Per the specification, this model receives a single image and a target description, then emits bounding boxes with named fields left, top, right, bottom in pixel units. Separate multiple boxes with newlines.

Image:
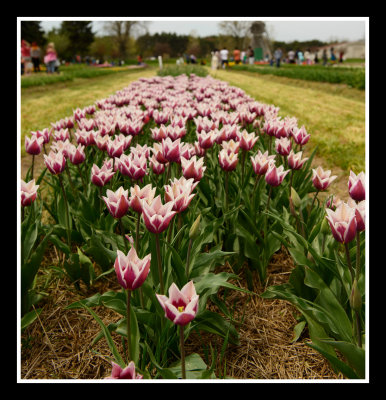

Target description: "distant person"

left=137, top=54, right=143, bottom=65
left=314, top=51, right=319, bottom=64
left=339, top=51, right=344, bottom=63
left=44, top=42, right=57, bottom=74
left=220, top=47, right=229, bottom=69
left=184, top=53, right=190, bottom=64
left=288, top=49, right=295, bottom=64
left=322, top=49, right=328, bottom=66
left=211, top=49, right=219, bottom=70
left=190, top=54, right=197, bottom=64
left=297, top=50, right=304, bottom=65
left=233, top=47, right=241, bottom=64
left=330, top=47, right=336, bottom=64
left=240, top=49, right=246, bottom=64
left=30, top=42, right=41, bottom=72
left=304, top=49, right=311, bottom=65
left=21, top=40, right=32, bottom=75
left=274, top=48, right=283, bottom=68
left=247, top=46, right=254, bottom=65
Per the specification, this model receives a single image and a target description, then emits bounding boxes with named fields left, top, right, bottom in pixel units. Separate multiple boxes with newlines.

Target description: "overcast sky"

left=36, top=18, right=366, bottom=43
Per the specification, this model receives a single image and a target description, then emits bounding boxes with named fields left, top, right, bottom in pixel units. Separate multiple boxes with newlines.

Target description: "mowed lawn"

left=210, top=68, right=365, bottom=174
left=20, top=67, right=157, bottom=156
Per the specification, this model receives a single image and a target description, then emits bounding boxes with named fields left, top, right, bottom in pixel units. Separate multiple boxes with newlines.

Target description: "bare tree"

left=103, top=21, right=149, bottom=59
left=218, top=21, right=253, bottom=49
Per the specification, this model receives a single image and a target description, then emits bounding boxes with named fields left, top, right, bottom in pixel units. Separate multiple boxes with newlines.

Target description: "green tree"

left=60, top=21, right=95, bottom=58
left=21, top=21, right=46, bottom=46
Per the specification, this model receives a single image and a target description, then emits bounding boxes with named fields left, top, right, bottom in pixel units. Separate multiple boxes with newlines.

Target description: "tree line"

left=21, top=21, right=333, bottom=63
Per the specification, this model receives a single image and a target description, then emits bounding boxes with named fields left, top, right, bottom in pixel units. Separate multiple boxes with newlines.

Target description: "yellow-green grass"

left=210, top=69, right=365, bottom=174
left=20, top=67, right=157, bottom=156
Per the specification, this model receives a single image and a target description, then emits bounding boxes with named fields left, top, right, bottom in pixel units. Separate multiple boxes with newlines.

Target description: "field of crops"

left=231, top=63, right=365, bottom=90
left=19, top=65, right=366, bottom=381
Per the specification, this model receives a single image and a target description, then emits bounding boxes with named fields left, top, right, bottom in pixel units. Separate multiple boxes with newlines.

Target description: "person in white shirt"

left=220, top=47, right=229, bottom=69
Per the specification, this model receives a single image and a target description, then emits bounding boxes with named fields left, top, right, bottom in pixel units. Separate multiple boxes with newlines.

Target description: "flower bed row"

left=21, top=73, right=366, bottom=380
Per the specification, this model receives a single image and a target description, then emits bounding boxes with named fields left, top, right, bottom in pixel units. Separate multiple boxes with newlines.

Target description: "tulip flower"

left=275, top=137, right=292, bottom=157
left=141, top=195, right=177, bottom=235
left=292, top=125, right=310, bottom=147
left=162, top=137, right=181, bottom=164
left=197, top=131, right=216, bottom=150
left=287, top=150, right=308, bottom=170
left=219, top=149, right=238, bottom=171
left=114, top=247, right=151, bottom=291
left=164, top=177, right=198, bottom=213
left=156, top=280, right=199, bottom=378
left=91, top=163, right=115, bottom=187
left=156, top=281, right=199, bottom=327
left=106, top=361, right=143, bottom=380
left=25, top=135, right=44, bottom=155
left=142, top=195, right=177, bottom=294
left=348, top=170, right=365, bottom=202
left=221, top=139, right=240, bottom=155
left=67, top=144, right=85, bottom=165
left=149, top=155, right=166, bottom=175
left=265, top=163, right=289, bottom=187
left=103, top=186, right=129, bottom=219
left=44, top=150, right=66, bottom=175
left=312, top=166, right=337, bottom=191
left=325, top=202, right=357, bottom=245
left=75, top=129, right=96, bottom=146
left=21, top=179, right=39, bottom=208
left=239, top=130, right=258, bottom=151
left=54, top=128, right=71, bottom=142
left=181, top=155, right=206, bottom=181
left=251, top=150, right=276, bottom=176
left=117, top=153, right=147, bottom=181
left=106, top=137, right=125, bottom=159
left=129, top=184, right=156, bottom=214
left=152, top=142, right=169, bottom=164
left=31, top=128, right=51, bottom=145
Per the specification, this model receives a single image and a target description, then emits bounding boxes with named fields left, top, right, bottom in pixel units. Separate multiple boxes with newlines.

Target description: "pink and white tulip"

left=312, top=166, right=337, bottom=191
left=287, top=150, right=308, bottom=170
left=21, top=179, right=39, bottom=207
left=265, top=163, right=290, bottom=187
left=114, top=247, right=151, bottom=290
left=348, top=171, right=365, bottom=202
left=181, top=155, right=206, bottom=181
left=251, top=150, right=276, bottom=175
left=91, top=163, right=115, bottom=187
left=25, top=135, right=44, bottom=155
left=141, top=195, right=177, bottom=234
left=103, top=186, right=129, bottom=219
left=325, top=202, right=357, bottom=244
left=106, top=361, right=143, bottom=380
left=219, top=149, right=238, bottom=171
left=129, top=184, right=156, bottom=214
left=156, top=281, right=199, bottom=326
left=44, top=150, right=66, bottom=175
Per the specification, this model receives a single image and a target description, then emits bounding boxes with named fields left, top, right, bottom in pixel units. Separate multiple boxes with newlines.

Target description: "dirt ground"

left=20, top=244, right=343, bottom=380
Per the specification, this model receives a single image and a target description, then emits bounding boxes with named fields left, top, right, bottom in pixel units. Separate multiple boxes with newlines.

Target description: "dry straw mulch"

left=20, top=245, right=343, bottom=381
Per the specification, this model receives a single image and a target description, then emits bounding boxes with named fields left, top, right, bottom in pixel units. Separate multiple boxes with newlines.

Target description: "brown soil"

left=20, top=244, right=343, bottom=380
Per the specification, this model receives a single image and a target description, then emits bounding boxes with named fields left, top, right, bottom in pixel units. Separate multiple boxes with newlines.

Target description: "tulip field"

left=19, top=68, right=366, bottom=381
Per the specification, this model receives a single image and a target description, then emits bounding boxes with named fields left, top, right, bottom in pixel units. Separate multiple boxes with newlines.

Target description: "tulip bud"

left=321, top=217, right=330, bottom=235
left=290, top=187, right=302, bottom=209
left=349, top=279, right=362, bottom=311
left=189, top=215, right=201, bottom=240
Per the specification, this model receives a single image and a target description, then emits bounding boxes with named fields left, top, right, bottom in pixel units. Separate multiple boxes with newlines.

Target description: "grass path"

left=210, top=69, right=365, bottom=174
left=20, top=68, right=157, bottom=155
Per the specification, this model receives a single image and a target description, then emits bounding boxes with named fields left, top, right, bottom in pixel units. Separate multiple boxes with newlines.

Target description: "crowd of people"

left=210, top=45, right=345, bottom=70
left=21, top=40, right=60, bottom=75
left=211, top=46, right=257, bottom=70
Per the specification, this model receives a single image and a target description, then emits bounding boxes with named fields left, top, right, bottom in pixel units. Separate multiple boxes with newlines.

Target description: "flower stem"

left=155, top=233, right=164, bottom=294
left=186, top=238, right=193, bottom=279
left=58, top=174, right=71, bottom=250
left=120, top=218, right=128, bottom=252
left=180, top=325, right=186, bottom=379
left=225, top=170, right=229, bottom=213
left=355, top=230, right=361, bottom=280
left=344, top=242, right=355, bottom=283
left=310, top=189, right=320, bottom=211
left=355, top=310, right=362, bottom=348
left=76, top=164, right=87, bottom=192
left=241, top=149, right=246, bottom=186
left=65, top=164, right=77, bottom=197
left=126, top=289, right=132, bottom=362
left=31, top=154, right=35, bottom=180
left=135, top=212, right=144, bottom=308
